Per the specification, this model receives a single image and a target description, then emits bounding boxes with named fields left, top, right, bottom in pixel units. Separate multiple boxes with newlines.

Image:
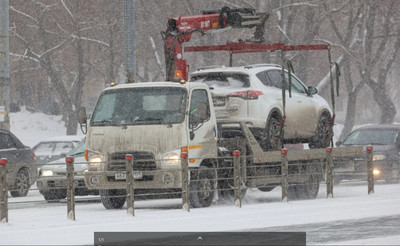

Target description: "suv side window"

left=189, top=89, right=210, bottom=125
left=285, top=73, right=307, bottom=94
left=256, top=71, right=273, bottom=87
left=0, top=132, right=16, bottom=149
left=267, top=69, right=308, bottom=94
left=266, top=70, right=284, bottom=89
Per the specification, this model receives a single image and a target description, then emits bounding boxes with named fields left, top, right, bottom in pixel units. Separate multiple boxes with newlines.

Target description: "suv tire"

left=263, top=114, right=283, bottom=150
left=310, top=113, right=333, bottom=149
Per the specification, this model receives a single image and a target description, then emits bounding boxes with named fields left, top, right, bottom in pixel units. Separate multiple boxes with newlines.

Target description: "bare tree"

left=323, top=0, right=399, bottom=140
left=9, top=0, right=123, bottom=134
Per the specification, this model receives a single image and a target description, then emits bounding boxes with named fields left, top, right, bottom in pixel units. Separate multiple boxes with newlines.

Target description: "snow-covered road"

left=1, top=181, right=400, bottom=245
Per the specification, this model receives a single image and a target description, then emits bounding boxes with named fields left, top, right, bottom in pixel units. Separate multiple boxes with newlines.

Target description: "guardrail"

left=1, top=145, right=399, bottom=222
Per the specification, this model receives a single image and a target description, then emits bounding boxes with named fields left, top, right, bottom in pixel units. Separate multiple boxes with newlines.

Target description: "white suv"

left=190, top=64, right=333, bottom=150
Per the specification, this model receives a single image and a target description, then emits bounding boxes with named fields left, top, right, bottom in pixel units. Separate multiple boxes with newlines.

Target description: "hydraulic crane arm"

left=162, top=6, right=269, bottom=81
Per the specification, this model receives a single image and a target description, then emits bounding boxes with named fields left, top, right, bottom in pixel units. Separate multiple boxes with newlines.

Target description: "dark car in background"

left=336, top=124, right=400, bottom=183
left=0, top=129, right=37, bottom=197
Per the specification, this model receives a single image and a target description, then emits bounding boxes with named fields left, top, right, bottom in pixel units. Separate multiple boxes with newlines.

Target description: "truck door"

left=187, top=89, right=218, bottom=166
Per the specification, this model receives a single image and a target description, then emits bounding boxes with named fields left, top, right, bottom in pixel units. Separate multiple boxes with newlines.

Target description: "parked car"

left=190, top=64, right=333, bottom=150
left=36, top=140, right=99, bottom=201
left=33, top=135, right=84, bottom=165
left=336, top=124, right=400, bottom=183
left=0, top=129, right=37, bottom=197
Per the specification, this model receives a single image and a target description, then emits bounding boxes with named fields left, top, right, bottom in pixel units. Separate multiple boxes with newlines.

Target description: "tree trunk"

left=339, top=90, right=357, bottom=141
left=363, top=75, right=397, bottom=124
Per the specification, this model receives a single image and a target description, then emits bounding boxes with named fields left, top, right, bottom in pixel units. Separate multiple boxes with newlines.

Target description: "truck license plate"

left=115, top=172, right=143, bottom=180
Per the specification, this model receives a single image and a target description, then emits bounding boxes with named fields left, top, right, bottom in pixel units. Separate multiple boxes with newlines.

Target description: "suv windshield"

left=190, top=73, right=250, bottom=88
left=90, top=87, right=187, bottom=126
left=343, top=129, right=399, bottom=146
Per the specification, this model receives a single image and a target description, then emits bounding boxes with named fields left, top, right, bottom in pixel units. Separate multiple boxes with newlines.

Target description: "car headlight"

left=162, top=149, right=181, bottom=165
left=373, top=154, right=386, bottom=161
left=373, top=168, right=381, bottom=176
left=85, top=149, right=104, bottom=167
left=41, top=170, right=53, bottom=177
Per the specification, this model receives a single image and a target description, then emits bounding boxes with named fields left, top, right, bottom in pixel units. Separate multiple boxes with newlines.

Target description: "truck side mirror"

left=197, top=103, right=208, bottom=121
left=78, top=107, right=87, bottom=124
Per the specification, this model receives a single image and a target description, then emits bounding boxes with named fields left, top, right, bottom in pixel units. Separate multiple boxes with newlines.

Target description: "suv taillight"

left=33, top=152, right=36, bottom=162
left=227, top=90, right=263, bottom=100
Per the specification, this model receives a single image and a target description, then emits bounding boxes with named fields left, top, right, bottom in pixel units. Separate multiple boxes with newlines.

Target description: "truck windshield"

left=342, top=129, right=398, bottom=146
left=90, top=87, right=187, bottom=126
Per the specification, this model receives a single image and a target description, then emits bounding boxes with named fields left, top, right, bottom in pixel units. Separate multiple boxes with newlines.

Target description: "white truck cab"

left=79, top=81, right=218, bottom=208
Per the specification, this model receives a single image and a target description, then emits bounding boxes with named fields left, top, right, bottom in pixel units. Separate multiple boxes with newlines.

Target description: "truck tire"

left=10, top=169, right=30, bottom=197
left=100, top=189, right=126, bottom=209
left=288, top=164, right=320, bottom=200
left=258, top=186, right=275, bottom=192
left=287, top=185, right=303, bottom=200
left=42, top=189, right=67, bottom=202
left=189, top=166, right=215, bottom=208
left=218, top=180, right=247, bottom=201
left=302, top=170, right=320, bottom=199
left=310, top=113, right=333, bottom=149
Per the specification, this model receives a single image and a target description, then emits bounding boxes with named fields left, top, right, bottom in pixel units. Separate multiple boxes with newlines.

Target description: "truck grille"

left=109, top=152, right=157, bottom=172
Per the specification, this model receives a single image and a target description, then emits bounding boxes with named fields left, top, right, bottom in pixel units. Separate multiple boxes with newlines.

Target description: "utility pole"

left=123, top=0, right=136, bottom=83
left=0, top=0, right=9, bottom=130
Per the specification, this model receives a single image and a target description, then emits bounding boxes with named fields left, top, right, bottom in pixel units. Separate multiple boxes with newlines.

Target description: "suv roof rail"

left=197, top=65, right=226, bottom=71
left=244, top=64, right=281, bottom=69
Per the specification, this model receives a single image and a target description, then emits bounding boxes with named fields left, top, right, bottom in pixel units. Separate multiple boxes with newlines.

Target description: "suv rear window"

left=190, top=73, right=250, bottom=88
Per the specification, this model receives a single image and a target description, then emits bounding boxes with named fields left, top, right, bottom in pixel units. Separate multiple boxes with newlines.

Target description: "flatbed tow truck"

left=77, top=7, right=365, bottom=209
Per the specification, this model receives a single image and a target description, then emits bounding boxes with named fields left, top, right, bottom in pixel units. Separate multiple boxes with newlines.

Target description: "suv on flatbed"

left=190, top=64, right=333, bottom=150
left=0, top=129, right=37, bottom=197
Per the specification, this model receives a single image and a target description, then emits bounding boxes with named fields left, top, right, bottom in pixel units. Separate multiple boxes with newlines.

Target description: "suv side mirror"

left=78, top=107, right=87, bottom=124
left=308, top=86, right=318, bottom=95
left=336, top=140, right=342, bottom=146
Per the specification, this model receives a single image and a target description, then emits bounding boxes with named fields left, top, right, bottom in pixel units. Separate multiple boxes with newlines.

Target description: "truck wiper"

left=91, top=120, right=116, bottom=126
left=135, top=117, right=164, bottom=123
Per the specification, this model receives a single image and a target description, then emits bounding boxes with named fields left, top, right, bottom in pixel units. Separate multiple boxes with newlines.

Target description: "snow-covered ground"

left=10, top=111, right=83, bottom=148
left=1, top=112, right=400, bottom=245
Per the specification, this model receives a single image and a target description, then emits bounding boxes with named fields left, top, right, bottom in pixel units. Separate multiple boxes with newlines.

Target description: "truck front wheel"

left=100, top=189, right=126, bottom=209
left=189, top=166, right=215, bottom=208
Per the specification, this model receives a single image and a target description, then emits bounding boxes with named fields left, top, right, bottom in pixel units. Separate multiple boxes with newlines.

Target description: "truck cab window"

left=189, top=89, right=210, bottom=126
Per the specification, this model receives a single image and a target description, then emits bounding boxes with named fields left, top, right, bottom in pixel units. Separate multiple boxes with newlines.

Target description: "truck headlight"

left=373, top=154, right=386, bottom=161
left=162, top=149, right=181, bottom=165
left=41, top=170, right=53, bottom=177
left=86, top=149, right=104, bottom=167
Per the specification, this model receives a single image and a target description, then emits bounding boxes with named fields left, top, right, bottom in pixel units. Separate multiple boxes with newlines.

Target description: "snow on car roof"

left=355, top=124, right=400, bottom=131
left=190, top=64, right=282, bottom=76
left=36, top=135, right=84, bottom=143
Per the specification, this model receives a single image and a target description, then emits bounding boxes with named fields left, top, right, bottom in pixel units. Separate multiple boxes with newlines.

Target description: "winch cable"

left=328, top=47, right=340, bottom=146
left=286, top=59, right=294, bottom=99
